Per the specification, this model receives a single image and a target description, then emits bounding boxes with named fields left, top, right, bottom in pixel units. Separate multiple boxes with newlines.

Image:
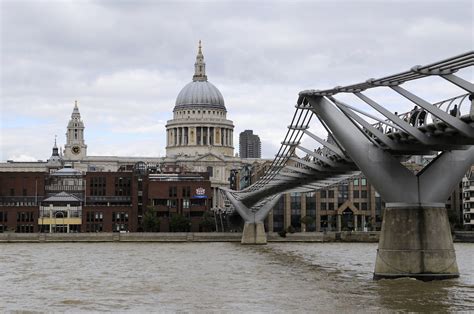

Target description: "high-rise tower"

left=239, top=130, right=261, bottom=158
left=64, top=101, right=87, bottom=160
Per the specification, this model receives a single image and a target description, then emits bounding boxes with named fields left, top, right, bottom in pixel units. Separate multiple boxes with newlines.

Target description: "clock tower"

left=64, top=101, right=87, bottom=160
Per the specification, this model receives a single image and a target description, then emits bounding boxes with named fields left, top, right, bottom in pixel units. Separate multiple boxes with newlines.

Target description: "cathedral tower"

left=166, top=41, right=235, bottom=157
left=64, top=101, right=87, bottom=160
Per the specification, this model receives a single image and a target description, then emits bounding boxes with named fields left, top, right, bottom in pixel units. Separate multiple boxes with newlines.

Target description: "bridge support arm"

left=418, top=147, right=474, bottom=204
left=305, top=95, right=470, bottom=280
left=222, top=189, right=251, bottom=222
left=222, top=190, right=282, bottom=244
left=306, top=95, right=418, bottom=203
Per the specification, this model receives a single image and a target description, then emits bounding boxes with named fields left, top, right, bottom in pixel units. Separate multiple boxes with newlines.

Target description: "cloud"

left=1, top=0, right=472, bottom=161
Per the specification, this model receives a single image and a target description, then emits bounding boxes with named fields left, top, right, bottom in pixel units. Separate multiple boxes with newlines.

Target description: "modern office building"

left=228, top=160, right=468, bottom=233
left=239, top=130, right=261, bottom=158
left=462, top=165, right=474, bottom=229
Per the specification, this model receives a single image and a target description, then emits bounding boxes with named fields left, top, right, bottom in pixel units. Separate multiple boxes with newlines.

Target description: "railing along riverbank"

left=0, top=231, right=472, bottom=243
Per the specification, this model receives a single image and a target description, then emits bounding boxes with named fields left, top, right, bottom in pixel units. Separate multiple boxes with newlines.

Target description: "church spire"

left=193, top=40, right=207, bottom=82
left=52, top=135, right=59, bottom=156
left=72, top=100, right=81, bottom=120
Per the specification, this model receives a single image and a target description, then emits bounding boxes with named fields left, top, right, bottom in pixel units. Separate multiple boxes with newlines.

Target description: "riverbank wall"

left=0, top=231, right=472, bottom=243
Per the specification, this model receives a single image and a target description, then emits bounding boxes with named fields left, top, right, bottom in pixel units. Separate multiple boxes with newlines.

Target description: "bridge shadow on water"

left=239, top=242, right=474, bottom=312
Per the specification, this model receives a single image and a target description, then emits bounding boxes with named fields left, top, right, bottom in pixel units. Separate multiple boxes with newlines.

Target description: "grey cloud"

left=1, top=0, right=472, bottom=161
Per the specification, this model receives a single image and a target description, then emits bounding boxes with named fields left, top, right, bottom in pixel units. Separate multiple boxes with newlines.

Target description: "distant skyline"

left=1, top=0, right=472, bottom=162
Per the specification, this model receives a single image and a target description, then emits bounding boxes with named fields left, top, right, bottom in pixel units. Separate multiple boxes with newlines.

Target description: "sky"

left=0, top=0, right=473, bottom=162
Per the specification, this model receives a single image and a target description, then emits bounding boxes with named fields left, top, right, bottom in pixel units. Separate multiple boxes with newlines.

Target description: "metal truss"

left=222, top=51, right=474, bottom=223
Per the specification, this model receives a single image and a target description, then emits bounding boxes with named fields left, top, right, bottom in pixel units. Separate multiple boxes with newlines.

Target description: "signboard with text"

left=193, top=187, right=208, bottom=199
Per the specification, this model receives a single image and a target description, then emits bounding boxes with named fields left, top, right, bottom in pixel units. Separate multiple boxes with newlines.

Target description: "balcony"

left=46, top=185, right=85, bottom=192
left=86, top=196, right=131, bottom=206
left=39, top=206, right=82, bottom=218
left=38, top=217, right=82, bottom=225
left=0, top=196, right=43, bottom=206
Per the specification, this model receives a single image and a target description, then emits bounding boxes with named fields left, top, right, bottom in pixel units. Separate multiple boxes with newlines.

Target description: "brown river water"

left=0, top=242, right=473, bottom=312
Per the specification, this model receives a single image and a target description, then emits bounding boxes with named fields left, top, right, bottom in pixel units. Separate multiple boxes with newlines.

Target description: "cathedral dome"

left=175, top=81, right=225, bottom=111
left=174, top=40, right=226, bottom=112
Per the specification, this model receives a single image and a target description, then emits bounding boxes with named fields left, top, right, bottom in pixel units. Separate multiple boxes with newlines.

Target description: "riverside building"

left=0, top=42, right=469, bottom=233
left=463, top=165, right=474, bottom=229
left=0, top=160, right=212, bottom=233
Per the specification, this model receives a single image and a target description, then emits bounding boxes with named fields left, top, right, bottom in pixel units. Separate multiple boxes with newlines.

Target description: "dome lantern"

left=174, top=41, right=226, bottom=112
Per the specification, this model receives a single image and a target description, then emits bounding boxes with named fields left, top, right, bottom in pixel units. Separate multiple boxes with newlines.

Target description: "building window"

left=361, top=178, right=367, bottom=186
left=272, top=197, right=285, bottom=232
left=112, top=212, right=129, bottom=223
left=153, top=199, right=167, bottom=206
left=182, top=187, right=191, bottom=197
left=320, top=190, right=327, bottom=199
left=361, top=190, right=368, bottom=198
left=209, top=127, right=214, bottom=145
left=169, top=186, right=177, bottom=197
left=338, top=184, right=348, bottom=200
left=328, top=190, right=334, bottom=199
left=167, top=199, right=177, bottom=208
left=306, top=192, right=316, bottom=211
left=203, top=128, right=208, bottom=145
left=207, top=166, right=213, bottom=178
left=197, top=127, right=201, bottom=145
left=290, top=192, right=301, bottom=210
left=361, top=202, right=368, bottom=211
left=353, top=190, right=359, bottom=199
left=86, top=211, right=103, bottom=223
left=90, top=177, right=106, bottom=196
left=113, top=224, right=128, bottom=232
left=17, top=212, right=34, bottom=222
left=353, top=178, right=359, bottom=186
left=183, top=198, right=190, bottom=209
left=115, top=177, right=131, bottom=196
left=16, top=225, right=34, bottom=233
left=0, top=212, right=7, bottom=223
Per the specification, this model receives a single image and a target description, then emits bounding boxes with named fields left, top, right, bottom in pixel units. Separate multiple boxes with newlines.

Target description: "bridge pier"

left=241, top=222, right=267, bottom=244
left=374, top=205, right=458, bottom=280
left=222, top=190, right=282, bottom=245
left=307, top=95, right=474, bottom=280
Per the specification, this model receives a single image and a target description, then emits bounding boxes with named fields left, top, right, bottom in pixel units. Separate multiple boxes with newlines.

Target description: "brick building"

left=0, top=164, right=212, bottom=233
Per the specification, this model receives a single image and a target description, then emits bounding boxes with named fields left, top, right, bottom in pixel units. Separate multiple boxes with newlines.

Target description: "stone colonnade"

left=167, top=126, right=233, bottom=147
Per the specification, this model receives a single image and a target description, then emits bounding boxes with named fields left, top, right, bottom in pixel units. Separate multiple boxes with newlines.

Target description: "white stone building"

left=0, top=42, right=265, bottom=207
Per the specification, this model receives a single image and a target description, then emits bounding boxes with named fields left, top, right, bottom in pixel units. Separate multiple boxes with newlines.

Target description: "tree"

left=199, top=211, right=216, bottom=232
left=228, top=211, right=244, bottom=232
left=143, top=206, right=160, bottom=232
left=170, top=214, right=191, bottom=232
left=300, top=215, right=315, bottom=227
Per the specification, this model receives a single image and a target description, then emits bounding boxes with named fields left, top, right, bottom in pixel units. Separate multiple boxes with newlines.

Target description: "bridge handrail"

left=371, top=93, right=471, bottom=135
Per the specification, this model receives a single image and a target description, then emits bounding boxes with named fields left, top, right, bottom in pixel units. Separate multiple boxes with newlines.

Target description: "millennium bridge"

left=221, top=51, right=474, bottom=280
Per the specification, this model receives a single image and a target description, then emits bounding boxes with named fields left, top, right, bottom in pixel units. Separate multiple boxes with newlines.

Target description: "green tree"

left=199, top=211, right=216, bottom=232
left=300, top=215, right=315, bottom=227
left=143, top=206, right=160, bottom=232
left=170, top=214, right=191, bottom=232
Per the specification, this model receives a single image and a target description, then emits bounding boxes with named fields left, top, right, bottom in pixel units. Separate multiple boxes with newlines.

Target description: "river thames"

left=1, top=242, right=473, bottom=312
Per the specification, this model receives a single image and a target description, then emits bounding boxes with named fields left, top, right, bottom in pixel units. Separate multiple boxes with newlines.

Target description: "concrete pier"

left=374, top=206, right=459, bottom=281
left=241, top=222, right=267, bottom=244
